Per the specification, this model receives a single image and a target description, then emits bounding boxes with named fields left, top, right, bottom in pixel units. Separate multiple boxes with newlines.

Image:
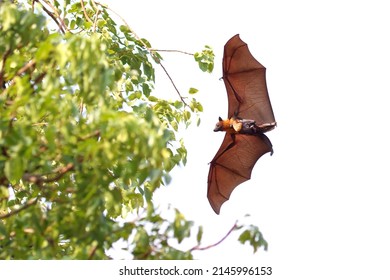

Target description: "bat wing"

left=207, top=132, right=272, bottom=214
left=223, top=34, right=275, bottom=127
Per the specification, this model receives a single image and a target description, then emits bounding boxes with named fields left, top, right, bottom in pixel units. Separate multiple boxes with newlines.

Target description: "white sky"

left=105, top=0, right=390, bottom=278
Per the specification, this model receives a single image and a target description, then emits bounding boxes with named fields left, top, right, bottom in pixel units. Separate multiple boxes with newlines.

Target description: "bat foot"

left=258, top=122, right=277, bottom=132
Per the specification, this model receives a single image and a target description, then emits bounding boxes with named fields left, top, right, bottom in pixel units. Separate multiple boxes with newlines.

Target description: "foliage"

left=238, top=224, right=268, bottom=253
left=194, top=45, right=215, bottom=73
left=0, top=1, right=266, bottom=259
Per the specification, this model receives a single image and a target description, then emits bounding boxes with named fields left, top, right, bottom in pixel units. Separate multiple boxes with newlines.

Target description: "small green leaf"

left=140, top=38, right=151, bottom=48
left=142, top=83, right=151, bottom=97
left=129, top=193, right=144, bottom=210
left=188, top=87, right=198, bottom=94
left=173, top=209, right=193, bottom=243
left=119, top=25, right=130, bottom=33
left=173, top=100, right=183, bottom=109
left=184, top=110, right=191, bottom=121
left=196, top=226, right=203, bottom=244
left=148, top=95, right=158, bottom=102
left=129, top=91, right=142, bottom=100
left=84, top=21, right=92, bottom=29
left=4, top=157, right=24, bottom=184
left=97, top=19, right=106, bottom=28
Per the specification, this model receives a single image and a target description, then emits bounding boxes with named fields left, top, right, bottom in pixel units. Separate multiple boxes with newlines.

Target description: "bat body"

left=207, top=34, right=276, bottom=214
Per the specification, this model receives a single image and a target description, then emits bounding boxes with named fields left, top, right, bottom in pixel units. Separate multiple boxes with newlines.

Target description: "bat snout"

left=214, top=123, right=224, bottom=132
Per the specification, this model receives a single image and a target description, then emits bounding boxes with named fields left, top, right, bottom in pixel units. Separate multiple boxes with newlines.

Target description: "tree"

left=0, top=1, right=267, bottom=259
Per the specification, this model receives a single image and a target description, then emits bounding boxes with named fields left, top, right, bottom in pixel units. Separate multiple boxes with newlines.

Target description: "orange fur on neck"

left=218, top=118, right=242, bottom=133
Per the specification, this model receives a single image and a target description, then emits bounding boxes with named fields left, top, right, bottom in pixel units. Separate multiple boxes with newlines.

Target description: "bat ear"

left=218, top=116, right=223, bottom=121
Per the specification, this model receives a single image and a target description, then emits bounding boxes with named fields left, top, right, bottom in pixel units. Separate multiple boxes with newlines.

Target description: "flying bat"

left=207, top=34, right=276, bottom=214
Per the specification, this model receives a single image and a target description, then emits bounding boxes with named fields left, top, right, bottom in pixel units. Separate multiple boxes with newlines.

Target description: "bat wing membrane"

left=223, top=35, right=275, bottom=126
left=207, top=133, right=272, bottom=214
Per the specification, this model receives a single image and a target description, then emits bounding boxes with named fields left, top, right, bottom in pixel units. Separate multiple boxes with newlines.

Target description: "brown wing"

left=223, top=34, right=275, bottom=127
left=207, top=133, right=272, bottom=214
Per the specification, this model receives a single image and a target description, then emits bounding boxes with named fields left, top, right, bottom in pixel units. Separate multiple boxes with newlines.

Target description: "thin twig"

left=49, top=163, right=75, bottom=181
left=190, top=221, right=238, bottom=251
left=80, top=0, right=93, bottom=23
left=16, top=60, right=36, bottom=76
left=34, top=0, right=66, bottom=34
left=31, top=122, right=49, bottom=126
left=88, top=244, right=98, bottom=259
left=151, top=49, right=194, bottom=56
left=33, top=72, right=46, bottom=86
left=90, top=0, right=99, bottom=11
left=158, top=62, right=188, bottom=106
left=0, top=49, right=11, bottom=87
left=95, top=1, right=132, bottom=34
left=77, top=130, right=100, bottom=141
left=92, top=9, right=101, bottom=32
left=23, top=163, right=75, bottom=185
left=5, top=60, right=37, bottom=88
left=0, top=198, right=38, bottom=220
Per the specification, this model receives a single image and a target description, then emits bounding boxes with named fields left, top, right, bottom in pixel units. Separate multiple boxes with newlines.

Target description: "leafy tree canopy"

left=0, top=1, right=267, bottom=259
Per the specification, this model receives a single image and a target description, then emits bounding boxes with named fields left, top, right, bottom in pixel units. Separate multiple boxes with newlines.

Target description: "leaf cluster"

left=0, top=2, right=197, bottom=259
left=0, top=1, right=266, bottom=259
left=128, top=206, right=197, bottom=260
left=194, top=45, right=215, bottom=73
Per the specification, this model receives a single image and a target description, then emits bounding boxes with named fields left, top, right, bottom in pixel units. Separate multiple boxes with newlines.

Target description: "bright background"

left=105, top=0, right=390, bottom=278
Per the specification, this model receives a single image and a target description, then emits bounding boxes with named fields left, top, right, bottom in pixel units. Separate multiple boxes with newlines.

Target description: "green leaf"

left=173, top=209, right=193, bottom=243
left=148, top=95, right=158, bottom=102
left=133, top=227, right=150, bottom=257
left=184, top=110, right=191, bottom=121
left=97, top=19, right=107, bottom=28
left=129, top=193, right=144, bottom=210
left=4, top=157, right=24, bottom=184
left=142, top=83, right=151, bottom=97
left=196, top=116, right=201, bottom=126
left=173, top=100, right=183, bottom=109
left=196, top=226, right=203, bottom=244
left=238, top=225, right=268, bottom=253
left=139, top=38, right=151, bottom=48
left=119, top=25, right=130, bottom=33
left=188, top=87, right=198, bottom=94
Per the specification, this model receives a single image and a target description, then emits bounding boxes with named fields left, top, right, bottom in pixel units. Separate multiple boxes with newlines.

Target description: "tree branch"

left=158, top=62, right=188, bottom=106
left=0, top=49, right=11, bottom=88
left=34, top=0, right=66, bottom=34
left=80, top=0, right=93, bottom=24
left=23, top=163, right=75, bottom=185
left=88, top=243, right=98, bottom=259
left=92, top=9, right=101, bottom=32
left=151, top=49, right=194, bottom=56
left=16, top=60, right=36, bottom=76
left=77, top=130, right=100, bottom=141
left=190, top=221, right=238, bottom=251
left=0, top=198, right=38, bottom=220
left=5, top=59, right=37, bottom=88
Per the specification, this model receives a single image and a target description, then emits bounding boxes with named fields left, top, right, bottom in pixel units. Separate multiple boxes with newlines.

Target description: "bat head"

left=214, top=117, right=231, bottom=132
